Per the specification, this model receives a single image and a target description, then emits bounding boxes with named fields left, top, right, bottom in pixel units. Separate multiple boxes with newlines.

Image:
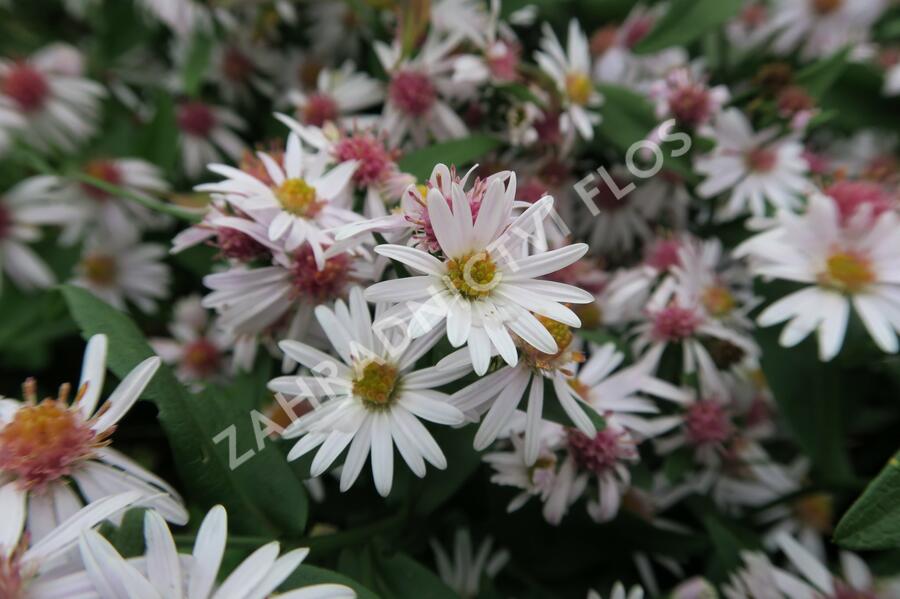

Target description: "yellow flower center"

left=568, top=377, right=591, bottom=401
left=565, top=72, right=592, bottom=105
left=702, top=285, right=736, bottom=317
left=793, top=493, right=833, bottom=533
left=446, top=251, right=500, bottom=299
left=0, top=393, right=99, bottom=490
left=352, top=360, right=400, bottom=408
left=522, top=315, right=581, bottom=372
left=81, top=254, right=118, bottom=287
left=821, top=251, right=874, bottom=294
left=276, top=178, right=320, bottom=217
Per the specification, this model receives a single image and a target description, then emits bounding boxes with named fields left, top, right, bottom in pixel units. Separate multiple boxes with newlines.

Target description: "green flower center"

left=446, top=251, right=500, bottom=299
left=353, top=361, right=399, bottom=408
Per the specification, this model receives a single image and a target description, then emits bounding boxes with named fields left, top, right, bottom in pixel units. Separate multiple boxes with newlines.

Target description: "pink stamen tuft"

left=651, top=304, right=700, bottom=341
left=2, top=63, right=49, bottom=113
left=389, top=70, right=436, bottom=116
left=177, top=102, right=217, bottom=137
left=684, top=400, right=733, bottom=447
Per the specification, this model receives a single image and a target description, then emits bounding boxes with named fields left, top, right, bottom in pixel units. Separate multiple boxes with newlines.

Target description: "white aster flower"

left=0, top=43, right=105, bottom=155
left=448, top=315, right=598, bottom=461
left=375, top=31, right=470, bottom=147
left=737, top=192, right=900, bottom=361
left=483, top=421, right=585, bottom=525
left=0, top=334, right=187, bottom=542
left=149, top=295, right=231, bottom=386
left=725, top=533, right=900, bottom=599
left=196, top=132, right=360, bottom=268
left=275, top=114, right=413, bottom=221
left=78, top=505, right=356, bottom=599
left=534, top=19, right=602, bottom=141
left=270, top=287, right=468, bottom=497
left=175, top=100, right=246, bottom=178
left=365, top=165, right=592, bottom=376
left=71, top=233, right=170, bottom=314
left=0, top=176, right=77, bottom=294
left=60, top=157, right=170, bottom=243
left=765, top=0, right=887, bottom=60
left=587, top=583, right=645, bottom=599
left=0, top=489, right=141, bottom=599
left=286, top=61, right=383, bottom=128
left=201, top=241, right=375, bottom=347
left=430, top=529, right=509, bottom=599
left=695, top=109, right=810, bottom=221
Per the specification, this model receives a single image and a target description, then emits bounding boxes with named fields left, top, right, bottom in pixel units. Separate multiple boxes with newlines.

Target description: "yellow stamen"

left=353, top=361, right=399, bottom=407
left=565, top=72, right=592, bottom=105
left=446, top=251, right=500, bottom=299
left=276, top=178, right=320, bottom=217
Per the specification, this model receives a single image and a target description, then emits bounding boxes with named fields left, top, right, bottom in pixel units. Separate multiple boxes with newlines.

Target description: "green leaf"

left=754, top=284, right=854, bottom=485
left=60, top=285, right=309, bottom=536
left=595, top=84, right=656, bottom=152
left=339, top=544, right=457, bottom=599
left=282, top=565, right=381, bottom=599
left=795, top=48, right=850, bottom=100
left=182, top=31, right=213, bottom=97
left=820, top=63, right=900, bottom=132
left=632, top=0, right=742, bottom=54
left=412, top=425, right=482, bottom=516
left=397, top=135, right=502, bottom=181
left=835, top=451, right=900, bottom=550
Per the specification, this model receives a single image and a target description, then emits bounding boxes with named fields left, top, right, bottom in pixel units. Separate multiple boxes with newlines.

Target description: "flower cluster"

left=2, top=0, right=900, bottom=597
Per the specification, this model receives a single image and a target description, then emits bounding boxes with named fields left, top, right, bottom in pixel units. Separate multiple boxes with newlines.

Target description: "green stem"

left=72, top=172, right=202, bottom=223
left=171, top=510, right=407, bottom=555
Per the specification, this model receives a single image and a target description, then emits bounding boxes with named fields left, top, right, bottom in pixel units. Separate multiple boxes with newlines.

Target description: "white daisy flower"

left=430, top=529, right=509, bottom=599
left=0, top=334, right=187, bottom=542
left=196, top=132, right=360, bottom=268
left=588, top=583, right=645, bottom=599
left=450, top=0, right=523, bottom=87
left=202, top=36, right=278, bottom=105
left=632, top=259, right=759, bottom=395
left=737, top=192, right=900, bottom=361
left=201, top=243, right=375, bottom=342
left=725, top=533, right=900, bottom=599
left=78, top=505, right=356, bottom=599
left=591, top=4, right=687, bottom=93
left=60, top=157, right=170, bottom=243
left=286, top=61, right=383, bottom=128
left=375, top=31, right=470, bottom=146
left=269, top=287, right=468, bottom=497
left=534, top=19, right=602, bottom=141
left=695, top=109, right=811, bottom=221
left=448, top=314, right=598, bottom=460
left=0, top=176, right=78, bottom=294
left=175, top=100, right=246, bottom=179
left=334, top=163, right=505, bottom=249
left=71, top=234, right=170, bottom=314
left=365, top=165, right=593, bottom=376
left=725, top=3, right=773, bottom=50
left=275, top=114, right=414, bottom=221
left=0, top=488, right=141, bottom=599
left=0, top=43, right=105, bottom=155
left=483, top=421, right=585, bottom=525
left=135, top=0, right=212, bottom=37
left=765, top=0, right=887, bottom=60
left=150, top=295, right=231, bottom=386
